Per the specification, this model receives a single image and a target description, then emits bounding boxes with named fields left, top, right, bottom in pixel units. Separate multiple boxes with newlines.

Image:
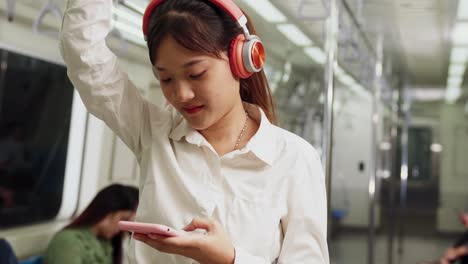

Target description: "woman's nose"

left=174, top=81, right=195, bottom=102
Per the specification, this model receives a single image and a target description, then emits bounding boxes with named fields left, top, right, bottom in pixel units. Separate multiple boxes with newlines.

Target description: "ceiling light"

left=277, top=24, right=313, bottom=46
left=430, top=143, right=443, bottom=153
left=410, top=88, right=445, bottom=101
left=334, top=64, right=346, bottom=77
left=349, top=83, right=361, bottom=93
left=458, top=0, right=468, bottom=20
left=449, top=64, right=466, bottom=76
left=241, top=0, right=287, bottom=23
left=350, top=83, right=370, bottom=97
left=113, top=20, right=146, bottom=46
left=304, top=47, right=326, bottom=64
left=452, top=22, right=468, bottom=45
left=282, top=62, right=292, bottom=83
left=380, top=142, right=392, bottom=151
left=319, top=93, right=324, bottom=103
left=450, top=47, right=468, bottom=64
left=447, top=76, right=463, bottom=86
left=338, top=73, right=356, bottom=86
left=445, top=86, right=462, bottom=103
left=113, top=6, right=142, bottom=27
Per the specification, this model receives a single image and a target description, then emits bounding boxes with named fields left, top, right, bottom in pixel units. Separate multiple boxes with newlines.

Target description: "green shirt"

left=43, top=228, right=113, bottom=264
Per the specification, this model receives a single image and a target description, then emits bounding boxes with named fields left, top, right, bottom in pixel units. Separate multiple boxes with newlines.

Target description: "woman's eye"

left=189, top=71, right=206, bottom=79
left=161, top=78, right=172, bottom=83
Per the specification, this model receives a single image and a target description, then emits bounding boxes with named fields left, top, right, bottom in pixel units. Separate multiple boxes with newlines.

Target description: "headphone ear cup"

left=229, top=34, right=253, bottom=79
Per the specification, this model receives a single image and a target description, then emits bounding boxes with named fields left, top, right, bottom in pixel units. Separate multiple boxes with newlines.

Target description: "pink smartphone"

left=118, top=221, right=180, bottom=237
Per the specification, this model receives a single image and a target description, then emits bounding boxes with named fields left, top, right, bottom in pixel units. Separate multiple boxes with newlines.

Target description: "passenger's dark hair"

left=67, top=184, right=138, bottom=264
left=146, top=0, right=277, bottom=124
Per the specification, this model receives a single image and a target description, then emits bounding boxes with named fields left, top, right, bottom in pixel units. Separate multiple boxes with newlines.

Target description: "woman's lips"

left=183, top=105, right=204, bottom=115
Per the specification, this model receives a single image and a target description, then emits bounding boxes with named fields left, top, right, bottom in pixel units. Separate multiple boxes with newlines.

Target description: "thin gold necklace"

left=234, top=111, right=249, bottom=151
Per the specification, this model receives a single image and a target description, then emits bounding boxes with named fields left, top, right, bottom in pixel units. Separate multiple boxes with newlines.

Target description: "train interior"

left=0, top=0, right=468, bottom=263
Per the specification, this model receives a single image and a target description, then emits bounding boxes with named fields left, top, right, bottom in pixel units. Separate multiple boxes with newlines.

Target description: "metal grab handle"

left=117, top=0, right=145, bottom=15
left=297, top=0, right=330, bottom=22
left=6, top=0, right=15, bottom=21
left=33, top=0, right=63, bottom=38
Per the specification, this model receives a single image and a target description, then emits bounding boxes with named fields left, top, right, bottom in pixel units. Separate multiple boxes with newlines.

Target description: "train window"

left=0, top=48, right=74, bottom=228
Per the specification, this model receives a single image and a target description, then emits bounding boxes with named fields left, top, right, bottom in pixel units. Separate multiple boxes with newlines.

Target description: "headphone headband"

left=142, top=0, right=265, bottom=78
left=143, top=0, right=248, bottom=41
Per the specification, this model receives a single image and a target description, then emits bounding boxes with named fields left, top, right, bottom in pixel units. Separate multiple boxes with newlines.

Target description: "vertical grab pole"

left=322, top=0, right=339, bottom=237
left=398, top=87, right=410, bottom=261
left=368, top=34, right=383, bottom=264
left=387, top=88, right=400, bottom=264
left=0, top=50, right=8, bottom=121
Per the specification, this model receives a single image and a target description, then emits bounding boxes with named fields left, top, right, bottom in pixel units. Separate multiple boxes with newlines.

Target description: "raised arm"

left=60, top=0, right=170, bottom=156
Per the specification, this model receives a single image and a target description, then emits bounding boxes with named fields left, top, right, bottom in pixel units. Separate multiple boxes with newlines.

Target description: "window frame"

left=0, top=42, right=87, bottom=224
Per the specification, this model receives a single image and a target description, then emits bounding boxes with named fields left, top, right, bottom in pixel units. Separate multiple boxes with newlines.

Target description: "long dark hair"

left=67, top=184, right=139, bottom=264
left=146, top=0, right=277, bottom=124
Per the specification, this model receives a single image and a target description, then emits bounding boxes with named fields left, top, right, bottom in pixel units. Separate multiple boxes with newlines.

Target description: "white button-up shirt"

left=60, top=0, right=330, bottom=263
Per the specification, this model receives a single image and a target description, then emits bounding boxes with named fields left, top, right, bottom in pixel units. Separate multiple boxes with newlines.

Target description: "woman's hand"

left=134, top=218, right=235, bottom=264
left=462, top=213, right=468, bottom=228
left=440, top=245, right=468, bottom=264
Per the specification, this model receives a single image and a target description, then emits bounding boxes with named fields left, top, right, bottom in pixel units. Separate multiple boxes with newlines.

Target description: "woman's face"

left=99, top=210, right=135, bottom=239
left=154, top=35, right=241, bottom=130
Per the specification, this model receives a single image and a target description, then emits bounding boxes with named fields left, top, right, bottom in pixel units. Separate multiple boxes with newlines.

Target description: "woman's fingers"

left=133, top=219, right=234, bottom=264
left=183, top=217, right=216, bottom=232
left=134, top=232, right=201, bottom=253
left=148, top=233, right=199, bottom=248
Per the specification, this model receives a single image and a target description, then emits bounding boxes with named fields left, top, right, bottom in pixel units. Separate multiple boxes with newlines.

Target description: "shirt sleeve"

left=43, top=232, right=83, bottom=264
left=277, top=145, right=330, bottom=264
left=233, top=247, right=269, bottom=264
left=59, top=0, right=170, bottom=156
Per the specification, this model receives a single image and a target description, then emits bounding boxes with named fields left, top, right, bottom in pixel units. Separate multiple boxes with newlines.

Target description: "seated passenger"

left=43, top=184, right=138, bottom=264
left=440, top=212, right=468, bottom=264
left=0, top=238, right=18, bottom=264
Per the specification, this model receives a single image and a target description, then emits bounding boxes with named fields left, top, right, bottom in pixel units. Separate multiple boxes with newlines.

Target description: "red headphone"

left=142, top=0, right=266, bottom=79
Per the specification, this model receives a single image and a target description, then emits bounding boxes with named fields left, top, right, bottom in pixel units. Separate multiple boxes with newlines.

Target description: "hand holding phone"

left=118, top=221, right=181, bottom=237
left=461, top=213, right=468, bottom=227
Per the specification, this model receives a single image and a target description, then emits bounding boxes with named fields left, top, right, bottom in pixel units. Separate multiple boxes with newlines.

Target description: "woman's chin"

left=188, top=121, right=209, bottom=131
left=184, top=117, right=211, bottom=131
left=182, top=113, right=211, bottom=131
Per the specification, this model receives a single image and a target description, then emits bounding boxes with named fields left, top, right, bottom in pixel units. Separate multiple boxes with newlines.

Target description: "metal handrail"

left=340, top=0, right=375, bottom=58
left=33, top=0, right=63, bottom=38
left=368, top=35, right=384, bottom=264
left=322, top=0, right=338, bottom=238
left=297, top=0, right=330, bottom=21
left=118, top=0, right=145, bottom=15
left=6, top=0, right=15, bottom=21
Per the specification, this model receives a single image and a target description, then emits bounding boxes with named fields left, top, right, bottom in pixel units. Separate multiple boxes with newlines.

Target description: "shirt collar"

left=168, top=115, right=205, bottom=147
left=168, top=104, right=279, bottom=165
left=243, top=104, right=278, bottom=166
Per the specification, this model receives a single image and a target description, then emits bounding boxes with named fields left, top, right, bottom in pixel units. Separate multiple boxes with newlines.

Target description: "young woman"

left=44, top=184, right=138, bottom=264
left=60, top=0, right=329, bottom=263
